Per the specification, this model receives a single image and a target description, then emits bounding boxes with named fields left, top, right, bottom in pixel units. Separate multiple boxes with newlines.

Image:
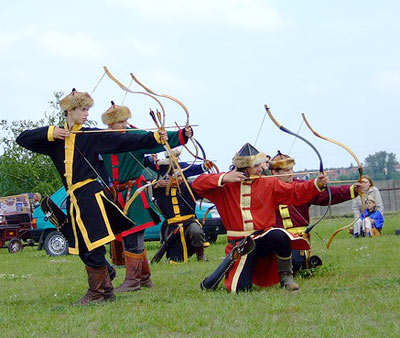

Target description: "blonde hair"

left=362, top=175, right=374, bottom=187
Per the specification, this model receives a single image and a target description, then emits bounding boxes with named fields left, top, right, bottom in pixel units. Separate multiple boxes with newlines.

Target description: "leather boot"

left=141, top=250, right=154, bottom=288
left=103, top=268, right=116, bottom=302
left=115, top=251, right=143, bottom=292
left=74, top=266, right=107, bottom=306
left=194, top=246, right=208, bottom=262
left=110, top=240, right=125, bottom=266
left=277, top=255, right=299, bottom=291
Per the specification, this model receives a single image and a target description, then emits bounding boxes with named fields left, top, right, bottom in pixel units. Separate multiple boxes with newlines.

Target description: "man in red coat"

left=269, top=151, right=362, bottom=271
left=192, top=143, right=328, bottom=293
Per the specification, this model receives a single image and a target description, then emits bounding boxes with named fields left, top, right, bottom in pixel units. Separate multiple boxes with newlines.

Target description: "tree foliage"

left=364, top=151, right=400, bottom=180
left=0, top=91, right=97, bottom=197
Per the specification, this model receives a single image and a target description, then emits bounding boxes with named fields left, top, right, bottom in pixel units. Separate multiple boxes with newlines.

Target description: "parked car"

left=33, top=187, right=226, bottom=256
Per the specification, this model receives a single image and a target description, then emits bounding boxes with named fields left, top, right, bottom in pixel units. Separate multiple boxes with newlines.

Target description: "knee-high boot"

left=75, top=265, right=109, bottom=306
left=110, top=240, right=125, bottom=266
left=141, top=249, right=154, bottom=288
left=115, top=251, right=143, bottom=292
left=277, top=255, right=299, bottom=291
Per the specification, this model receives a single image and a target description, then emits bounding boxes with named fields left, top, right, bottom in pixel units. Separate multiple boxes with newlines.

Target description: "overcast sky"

left=1, top=0, right=399, bottom=172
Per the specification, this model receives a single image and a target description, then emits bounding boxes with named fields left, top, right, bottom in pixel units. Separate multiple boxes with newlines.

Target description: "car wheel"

left=8, top=238, right=24, bottom=253
left=44, top=231, right=68, bottom=256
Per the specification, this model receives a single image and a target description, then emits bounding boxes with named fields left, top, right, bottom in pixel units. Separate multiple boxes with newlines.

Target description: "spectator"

left=353, top=196, right=384, bottom=237
left=352, top=175, right=384, bottom=220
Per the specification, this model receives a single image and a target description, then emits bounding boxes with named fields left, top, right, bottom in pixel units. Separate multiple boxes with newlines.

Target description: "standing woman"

left=352, top=175, right=384, bottom=219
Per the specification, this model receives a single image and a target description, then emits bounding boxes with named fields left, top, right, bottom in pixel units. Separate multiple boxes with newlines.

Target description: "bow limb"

left=103, top=66, right=174, bottom=189
left=130, top=73, right=188, bottom=127
left=326, top=216, right=360, bottom=249
left=103, top=66, right=167, bottom=128
left=264, top=105, right=331, bottom=234
left=301, top=113, right=365, bottom=247
left=193, top=137, right=219, bottom=173
left=130, top=72, right=199, bottom=171
left=302, top=112, right=364, bottom=198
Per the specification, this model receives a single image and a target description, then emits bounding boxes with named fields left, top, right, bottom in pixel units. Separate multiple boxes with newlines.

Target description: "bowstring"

left=121, top=78, right=134, bottom=105
left=254, top=109, right=267, bottom=146
left=91, top=71, right=106, bottom=95
left=287, top=119, right=304, bottom=155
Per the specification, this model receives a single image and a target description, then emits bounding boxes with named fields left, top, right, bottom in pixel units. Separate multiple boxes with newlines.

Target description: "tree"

left=364, top=151, right=400, bottom=180
left=0, top=91, right=97, bottom=196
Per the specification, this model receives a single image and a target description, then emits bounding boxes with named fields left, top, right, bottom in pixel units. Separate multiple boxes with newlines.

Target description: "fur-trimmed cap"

left=269, top=151, right=295, bottom=170
left=232, top=143, right=268, bottom=169
left=59, top=88, right=94, bottom=112
left=101, top=101, right=132, bottom=125
left=366, top=195, right=376, bottom=204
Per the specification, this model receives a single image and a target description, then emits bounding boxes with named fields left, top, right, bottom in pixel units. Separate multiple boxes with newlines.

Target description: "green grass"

left=1, top=214, right=400, bottom=337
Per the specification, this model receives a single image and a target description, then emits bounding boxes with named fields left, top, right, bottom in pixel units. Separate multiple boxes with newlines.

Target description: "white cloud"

left=374, top=70, right=400, bottom=92
left=39, top=31, right=105, bottom=59
left=107, top=0, right=284, bottom=31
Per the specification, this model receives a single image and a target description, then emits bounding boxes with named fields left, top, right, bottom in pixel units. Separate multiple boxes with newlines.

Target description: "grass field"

left=1, top=214, right=400, bottom=337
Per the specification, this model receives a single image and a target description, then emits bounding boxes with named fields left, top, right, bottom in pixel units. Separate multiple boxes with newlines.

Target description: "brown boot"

left=277, top=255, right=299, bottom=291
left=195, top=246, right=208, bottom=262
left=103, top=268, right=116, bottom=302
left=110, top=240, right=125, bottom=266
left=74, top=266, right=107, bottom=306
left=141, top=250, right=154, bottom=288
left=115, top=251, right=143, bottom=292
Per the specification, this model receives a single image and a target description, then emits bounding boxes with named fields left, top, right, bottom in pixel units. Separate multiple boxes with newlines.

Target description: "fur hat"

left=366, top=195, right=376, bottom=204
left=232, top=143, right=268, bottom=169
left=101, top=101, right=132, bottom=125
left=59, top=88, right=94, bottom=112
left=269, top=151, right=295, bottom=170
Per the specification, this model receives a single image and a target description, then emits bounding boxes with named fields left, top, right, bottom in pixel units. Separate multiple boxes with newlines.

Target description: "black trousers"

left=123, top=230, right=145, bottom=254
left=231, top=229, right=291, bottom=292
left=77, top=228, right=107, bottom=268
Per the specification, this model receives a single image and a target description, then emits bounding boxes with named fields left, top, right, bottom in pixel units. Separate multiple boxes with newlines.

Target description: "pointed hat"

left=232, top=143, right=268, bottom=168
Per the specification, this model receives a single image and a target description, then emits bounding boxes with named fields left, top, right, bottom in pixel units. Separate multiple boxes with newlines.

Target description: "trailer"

left=0, top=193, right=35, bottom=253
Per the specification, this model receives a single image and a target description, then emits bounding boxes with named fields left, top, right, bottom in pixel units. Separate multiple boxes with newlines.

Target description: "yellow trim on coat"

left=153, top=131, right=162, bottom=144
left=286, top=226, right=307, bottom=235
left=66, top=178, right=96, bottom=196
left=47, top=126, right=55, bottom=141
left=218, top=173, right=226, bottom=187
left=179, top=226, right=188, bottom=262
left=68, top=247, right=79, bottom=255
left=167, top=214, right=195, bottom=225
left=278, top=205, right=293, bottom=229
left=63, top=122, right=83, bottom=188
left=226, top=230, right=255, bottom=237
left=69, top=197, right=79, bottom=255
left=231, top=254, right=248, bottom=294
left=350, top=184, right=356, bottom=199
left=64, top=134, right=75, bottom=188
left=240, top=182, right=253, bottom=231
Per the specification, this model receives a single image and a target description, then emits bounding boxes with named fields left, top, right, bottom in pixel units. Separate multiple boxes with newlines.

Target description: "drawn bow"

left=102, top=67, right=197, bottom=212
left=265, top=105, right=332, bottom=234
left=130, top=72, right=203, bottom=174
left=301, top=113, right=364, bottom=248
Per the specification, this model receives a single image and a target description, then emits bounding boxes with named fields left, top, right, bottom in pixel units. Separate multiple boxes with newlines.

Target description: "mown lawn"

left=1, top=214, right=400, bottom=337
